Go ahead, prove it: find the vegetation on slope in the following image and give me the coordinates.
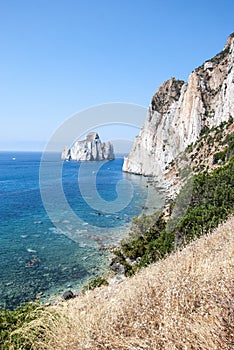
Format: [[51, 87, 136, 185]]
[[7, 215, 234, 349], [112, 156, 234, 275], [2, 155, 233, 349], [0, 302, 44, 349], [1, 120, 234, 349], [170, 116, 234, 176]]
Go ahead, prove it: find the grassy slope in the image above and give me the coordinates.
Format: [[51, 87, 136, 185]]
[[13, 215, 234, 350], [4, 122, 234, 349]]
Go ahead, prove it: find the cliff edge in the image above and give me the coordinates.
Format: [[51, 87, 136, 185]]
[[123, 33, 234, 179]]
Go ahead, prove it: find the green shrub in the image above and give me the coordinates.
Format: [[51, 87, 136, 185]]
[[207, 135, 214, 145], [0, 302, 44, 349], [215, 131, 223, 142], [175, 157, 234, 241], [213, 132, 234, 164], [223, 132, 234, 144], [186, 143, 194, 153], [200, 126, 209, 136], [82, 277, 109, 292], [213, 150, 227, 164], [113, 157, 234, 275], [128, 212, 162, 240]]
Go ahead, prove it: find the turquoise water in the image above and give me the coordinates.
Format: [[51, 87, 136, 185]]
[[0, 152, 163, 309]]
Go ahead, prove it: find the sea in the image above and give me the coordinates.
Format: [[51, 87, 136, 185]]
[[0, 152, 164, 310]]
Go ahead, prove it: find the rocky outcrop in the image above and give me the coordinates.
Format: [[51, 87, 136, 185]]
[[123, 33, 234, 179], [62, 132, 115, 161], [62, 290, 75, 300]]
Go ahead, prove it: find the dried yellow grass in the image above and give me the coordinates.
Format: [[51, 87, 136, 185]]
[[13, 216, 234, 349]]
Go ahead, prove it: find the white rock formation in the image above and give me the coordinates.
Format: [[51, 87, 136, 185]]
[[123, 34, 234, 179], [62, 132, 115, 161]]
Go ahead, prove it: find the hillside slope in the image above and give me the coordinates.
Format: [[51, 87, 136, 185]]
[[15, 216, 234, 350], [163, 116, 234, 199]]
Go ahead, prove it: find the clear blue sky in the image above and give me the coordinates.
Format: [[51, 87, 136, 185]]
[[0, 0, 233, 151]]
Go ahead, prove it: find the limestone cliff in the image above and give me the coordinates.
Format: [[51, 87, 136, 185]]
[[62, 132, 115, 161], [123, 33, 234, 180]]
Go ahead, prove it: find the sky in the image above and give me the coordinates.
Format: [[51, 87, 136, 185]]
[[0, 0, 233, 151]]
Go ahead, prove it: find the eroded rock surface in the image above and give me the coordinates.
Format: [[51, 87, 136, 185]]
[[62, 132, 115, 161], [123, 34, 234, 179]]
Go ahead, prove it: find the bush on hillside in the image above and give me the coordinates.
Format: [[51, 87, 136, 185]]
[[0, 302, 44, 349], [114, 157, 234, 274]]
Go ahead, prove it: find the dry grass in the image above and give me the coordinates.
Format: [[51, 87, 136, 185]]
[[12, 216, 234, 349]]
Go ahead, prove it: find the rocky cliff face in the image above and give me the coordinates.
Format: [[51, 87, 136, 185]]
[[123, 33, 234, 179], [62, 132, 115, 161]]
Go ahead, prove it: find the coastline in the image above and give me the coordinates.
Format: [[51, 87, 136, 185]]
[[0, 152, 164, 310]]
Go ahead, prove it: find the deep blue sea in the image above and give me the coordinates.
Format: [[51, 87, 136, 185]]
[[0, 152, 163, 309]]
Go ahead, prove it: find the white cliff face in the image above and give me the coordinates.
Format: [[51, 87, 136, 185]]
[[62, 132, 115, 161], [123, 34, 234, 178]]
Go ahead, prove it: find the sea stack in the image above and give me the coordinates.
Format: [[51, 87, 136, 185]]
[[61, 132, 115, 161]]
